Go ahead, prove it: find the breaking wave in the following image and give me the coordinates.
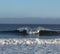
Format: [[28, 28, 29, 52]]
[[0, 27, 60, 36]]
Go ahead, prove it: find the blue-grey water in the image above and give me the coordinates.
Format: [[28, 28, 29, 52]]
[[0, 24, 60, 39]]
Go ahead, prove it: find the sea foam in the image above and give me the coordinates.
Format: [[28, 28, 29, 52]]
[[0, 38, 60, 45]]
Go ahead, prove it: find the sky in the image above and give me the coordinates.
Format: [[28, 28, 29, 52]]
[[0, 0, 60, 18]]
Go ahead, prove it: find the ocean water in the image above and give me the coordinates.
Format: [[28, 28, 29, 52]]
[[0, 24, 60, 38], [0, 24, 60, 54]]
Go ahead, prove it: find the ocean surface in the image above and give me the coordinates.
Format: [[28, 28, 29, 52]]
[[0, 24, 60, 54]]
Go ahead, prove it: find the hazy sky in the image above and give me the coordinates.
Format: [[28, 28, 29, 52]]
[[0, 0, 60, 18]]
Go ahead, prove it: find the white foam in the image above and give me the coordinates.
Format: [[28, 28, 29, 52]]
[[0, 38, 60, 45], [0, 38, 60, 54]]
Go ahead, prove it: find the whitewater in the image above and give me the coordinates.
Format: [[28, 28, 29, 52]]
[[0, 38, 60, 54]]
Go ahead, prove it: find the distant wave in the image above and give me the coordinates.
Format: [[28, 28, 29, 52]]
[[0, 27, 60, 36]]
